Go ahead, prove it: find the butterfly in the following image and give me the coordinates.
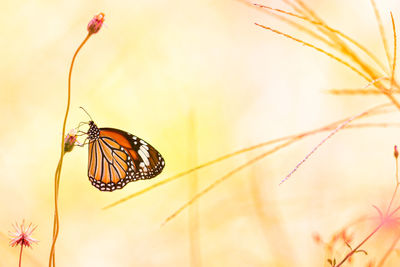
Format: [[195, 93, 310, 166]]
[[84, 120, 165, 192]]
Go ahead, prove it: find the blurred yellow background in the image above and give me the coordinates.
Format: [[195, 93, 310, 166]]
[[1, 0, 400, 266]]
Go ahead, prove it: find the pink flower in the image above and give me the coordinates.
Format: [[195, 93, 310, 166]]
[[9, 221, 38, 248], [64, 128, 81, 153], [87, 13, 105, 34]]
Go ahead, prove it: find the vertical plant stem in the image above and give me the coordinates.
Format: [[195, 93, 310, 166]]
[[249, 164, 295, 265], [386, 183, 399, 216], [396, 153, 399, 185], [188, 111, 201, 267], [386, 147, 399, 215], [19, 245, 23, 267], [51, 160, 62, 267], [49, 32, 92, 267]]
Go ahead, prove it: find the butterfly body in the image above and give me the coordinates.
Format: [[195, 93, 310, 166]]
[[87, 121, 165, 191]]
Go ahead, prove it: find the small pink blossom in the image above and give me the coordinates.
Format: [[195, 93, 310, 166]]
[[64, 128, 81, 153], [9, 221, 38, 248], [87, 13, 105, 34]]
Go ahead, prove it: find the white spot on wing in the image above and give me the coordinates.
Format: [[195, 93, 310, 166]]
[[140, 145, 150, 157], [138, 150, 150, 166]]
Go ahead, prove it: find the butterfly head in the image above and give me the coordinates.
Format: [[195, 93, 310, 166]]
[[87, 121, 100, 141]]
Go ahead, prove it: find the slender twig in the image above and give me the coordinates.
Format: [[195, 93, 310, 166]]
[[255, 22, 400, 109], [396, 148, 399, 185], [249, 165, 295, 265], [371, 0, 392, 70], [327, 89, 386, 95], [161, 120, 400, 224], [50, 160, 61, 267], [335, 152, 400, 266], [237, 0, 337, 49], [254, 23, 371, 82], [334, 222, 384, 267], [326, 77, 400, 95], [390, 12, 397, 91], [280, 103, 388, 184], [280, 0, 400, 104], [348, 123, 400, 128], [293, 0, 385, 83], [335, 204, 400, 267], [104, 103, 394, 209], [253, 3, 387, 74], [387, 180, 399, 216], [386, 146, 399, 215], [19, 245, 23, 267], [161, 138, 300, 226], [49, 33, 92, 267], [323, 216, 369, 263], [188, 111, 201, 267]]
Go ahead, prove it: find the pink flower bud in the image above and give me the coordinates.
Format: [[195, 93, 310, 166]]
[[395, 145, 399, 159], [87, 13, 105, 34], [64, 129, 79, 153]]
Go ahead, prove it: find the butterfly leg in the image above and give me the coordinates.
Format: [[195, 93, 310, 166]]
[[76, 121, 89, 130], [76, 137, 90, 147], [76, 130, 88, 137]]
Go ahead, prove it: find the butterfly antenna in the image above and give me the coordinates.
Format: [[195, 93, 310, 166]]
[[80, 106, 94, 121]]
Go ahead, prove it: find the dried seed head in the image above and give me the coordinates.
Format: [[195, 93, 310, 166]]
[[87, 13, 105, 34], [395, 145, 399, 159]]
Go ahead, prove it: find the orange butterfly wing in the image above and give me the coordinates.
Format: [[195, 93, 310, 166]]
[[87, 125, 165, 192]]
